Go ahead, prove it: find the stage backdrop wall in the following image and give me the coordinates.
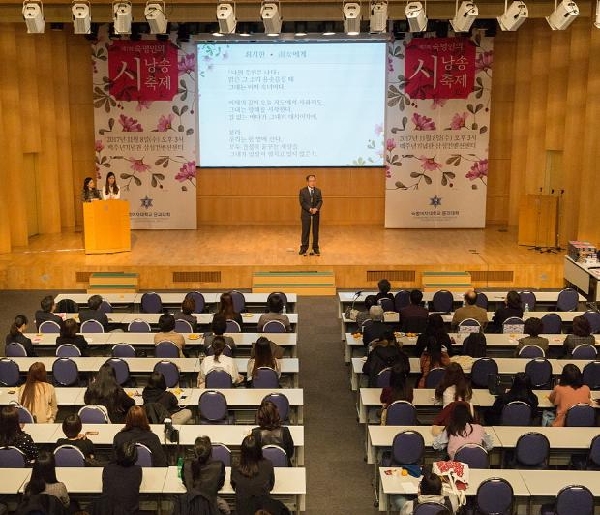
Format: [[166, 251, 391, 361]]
[[385, 35, 493, 228], [92, 30, 197, 229]]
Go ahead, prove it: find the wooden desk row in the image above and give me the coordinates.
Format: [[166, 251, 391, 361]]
[[0, 466, 306, 513]]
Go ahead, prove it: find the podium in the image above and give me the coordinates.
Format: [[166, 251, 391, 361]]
[[517, 194, 557, 247], [83, 200, 131, 254]]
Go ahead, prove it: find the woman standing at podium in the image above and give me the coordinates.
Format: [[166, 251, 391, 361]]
[[102, 172, 121, 200], [81, 177, 101, 202]]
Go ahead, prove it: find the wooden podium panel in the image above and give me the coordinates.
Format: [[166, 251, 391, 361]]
[[83, 200, 131, 254], [518, 195, 557, 247]]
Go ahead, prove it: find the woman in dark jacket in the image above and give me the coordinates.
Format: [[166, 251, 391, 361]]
[[415, 314, 454, 357], [142, 371, 192, 425], [485, 372, 539, 425], [491, 290, 523, 332], [55, 318, 89, 356], [112, 406, 167, 467], [5, 314, 37, 356], [84, 363, 134, 423], [363, 330, 410, 387], [251, 401, 294, 465]]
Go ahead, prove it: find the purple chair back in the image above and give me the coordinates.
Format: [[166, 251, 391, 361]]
[[252, 367, 279, 388], [470, 357, 498, 388], [155, 340, 180, 358], [541, 313, 562, 334], [476, 477, 513, 514], [98, 300, 113, 314], [0, 358, 20, 386], [80, 319, 104, 333], [153, 360, 180, 388], [0, 447, 26, 467], [572, 344, 597, 360], [583, 311, 600, 334], [205, 370, 233, 388], [56, 344, 81, 357], [519, 345, 545, 358], [262, 320, 286, 333], [78, 405, 109, 423], [394, 290, 411, 312], [385, 401, 417, 426], [556, 288, 579, 312], [5, 343, 27, 357], [211, 443, 231, 466], [475, 292, 489, 310], [501, 401, 532, 426], [565, 404, 596, 427], [39, 320, 61, 333], [15, 405, 35, 424], [262, 445, 288, 467], [515, 432, 549, 467], [262, 393, 290, 422], [54, 445, 86, 467], [502, 316, 525, 334], [391, 431, 425, 465], [555, 485, 594, 515], [424, 367, 446, 388], [454, 443, 489, 468], [379, 297, 395, 312], [185, 291, 205, 313], [198, 390, 229, 424], [112, 344, 136, 357], [128, 319, 151, 333], [141, 292, 163, 314], [519, 290, 537, 311], [225, 319, 241, 333], [432, 290, 454, 313], [52, 358, 79, 386], [135, 443, 153, 466], [229, 290, 246, 314], [583, 361, 600, 390], [175, 319, 194, 333], [105, 357, 130, 385], [375, 367, 392, 388], [524, 358, 553, 389], [413, 502, 450, 515]]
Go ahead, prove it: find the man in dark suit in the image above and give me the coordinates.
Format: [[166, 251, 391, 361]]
[[399, 289, 429, 333], [35, 295, 64, 330], [79, 294, 110, 331], [299, 174, 323, 256]]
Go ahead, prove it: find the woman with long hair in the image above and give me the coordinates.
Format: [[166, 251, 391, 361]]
[[418, 336, 450, 388], [84, 363, 134, 423], [56, 317, 89, 356], [18, 362, 58, 423], [181, 435, 229, 514], [251, 400, 294, 464], [247, 337, 281, 383], [197, 336, 243, 388], [173, 296, 197, 332], [415, 313, 453, 357], [24, 451, 70, 508], [142, 371, 192, 425], [0, 405, 38, 462], [215, 292, 243, 328], [257, 294, 291, 332], [432, 402, 493, 460], [112, 405, 167, 466], [363, 330, 410, 388], [485, 372, 538, 425], [549, 363, 593, 426], [435, 362, 472, 407], [102, 171, 120, 199], [5, 314, 36, 356], [230, 435, 275, 515], [380, 363, 414, 407], [81, 176, 101, 202]]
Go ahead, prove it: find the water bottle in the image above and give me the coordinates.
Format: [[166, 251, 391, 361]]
[[462, 299, 466, 307], [424, 301, 429, 311], [283, 304, 287, 314], [524, 303, 529, 315], [177, 456, 184, 478]]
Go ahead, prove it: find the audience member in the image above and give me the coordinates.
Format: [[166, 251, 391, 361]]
[[84, 363, 135, 423], [485, 372, 538, 425], [363, 330, 410, 387], [6, 314, 37, 356], [0, 405, 38, 462], [451, 290, 488, 330], [257, 294, 291, 332], [154, 313, 186, 357], [23, 451, 70, 509], [142, 371, 192, 425], [362, 305, 388, 347], [251, 401, 294, 465], [181, 435, 229, 514], [56, 317, 89, 356], [18, 362, 58, 423], [34, 295, 63, 330], [399, 289, 429, 333], [562, 315, 595, 357], [461, 332, 487, 358], [78, 294, 110, 331], [173, 296, 198, 332], [204, 313, 237, 354], [515, 317, 549, 356], [399, 465, 460, 515], [214, 291, 243, 328], [197, 336, 243, 388], [375, 279, 394, 303], [434, 362, 472, 407], [549, 363, 593, 427], [247, 337, 281, 385], [250, 335, 284, 360], [491, 290, 523, 332], [354, 295, 376, 327], [56, 414, 96, 460], [415, 314, 453, 357], [418, 337, 451, 388], [112, 405, 167, 466], [432, 402, 493, 459], [380, 363, 414, 407]]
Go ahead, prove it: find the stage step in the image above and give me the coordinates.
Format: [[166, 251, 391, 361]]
[[422, 271, 471, 292], [87, 272, 138, 294], [252, 270, 336, 296]]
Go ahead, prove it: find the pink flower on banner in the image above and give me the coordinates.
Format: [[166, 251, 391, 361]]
[[374, 123, 384, 136], [465, 159, 488, 180], [475, 51, 493, 74], [130, 158, 151, 173], [385, 165, 392, 179], [387, 56, 394, 73], [418, 156, 442, 172], [386, 138, 397, 152], [412, 112, 436, 131], [136, 100, 153, 111], [175, 162, 196, 182], [178, 53, 195, 74], [119, 114, 143, 132], [157, 113, 174, 132], [431, 98, 447, 109], [95, 140, 104, 152], [450, 112, 467, 130]]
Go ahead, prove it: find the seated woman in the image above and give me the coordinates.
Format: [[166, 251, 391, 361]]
[[181, 435, 229, 514], [415, 314, 453, 358], [251, 400, 294, 465], [197, 336, 243, 388], [230, 435, 275, 515], [173, 296, 198, 332], [56, 318, 89, 356], [81, 177, 101, 202], [399, 465, 460, 515], [380, 363, 414, 407], [5, 314, 37, 356], [562, 315, 596, 357], [418, 336, 451, 388], [484, 372, 538, 425], [433, 402, 493, 460], [0, 405, 38, 463], [203, 314, 236, 355], [154, 313, 186, 357], [247, 337, 281, 386], [363, 330, 410, 388], [23, 451, 70, 509], [515, 317, 549, 356], [56, 414, 96, 460], [214, 291, 243, 328], [112, 406, 167, 466], [18, 362, 58, 423], [491, 290, 523, 332], [549, 363, 593, 427], [434, 362, 472, 408], [142, 371, 192, 425], [257, 294, 291, 332], [84, 363, 135, 423]]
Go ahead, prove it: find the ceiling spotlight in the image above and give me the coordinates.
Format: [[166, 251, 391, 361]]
[[405, 1, 428, 32], [261, 1, 282, 35], [145, 1, 167, 34], [344, 1, 362, 35], [217, 3, 236, 34], [369, 0, 388, 33], [72, 1, 91, 34], [22, 0, 45, 34], [497, 0, 527, 31], [113, 1, 132, 35], [546, 0, 578, 30], [450, 0, 478, 32]]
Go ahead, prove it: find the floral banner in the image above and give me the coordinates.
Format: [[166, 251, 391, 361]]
[[92, 28, 197, 229], [384, 35, 493, 228]]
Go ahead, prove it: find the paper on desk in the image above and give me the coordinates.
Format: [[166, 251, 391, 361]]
[[401, 482, 417, 494]]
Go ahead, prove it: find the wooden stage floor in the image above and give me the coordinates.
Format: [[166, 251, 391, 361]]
[[0, 225, 566, 291]]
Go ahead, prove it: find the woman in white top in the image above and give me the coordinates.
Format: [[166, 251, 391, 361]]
[[434, 362, 472, 407], [197, 336, 243, 388], [103, 171, 121, 200]]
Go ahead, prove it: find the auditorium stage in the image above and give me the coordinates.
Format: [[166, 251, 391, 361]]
[[0, 225, 566, 291]]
